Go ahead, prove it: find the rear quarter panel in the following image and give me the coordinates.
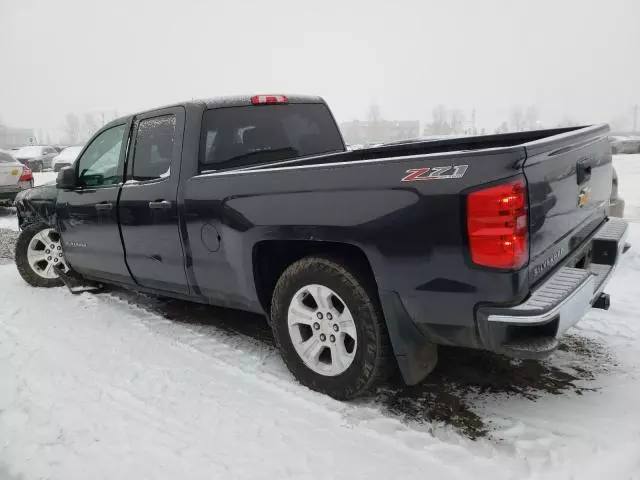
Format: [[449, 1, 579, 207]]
[[182, 147, 530, 326]]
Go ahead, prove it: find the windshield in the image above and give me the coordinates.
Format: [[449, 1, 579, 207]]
[[14, 146, 45, 157]]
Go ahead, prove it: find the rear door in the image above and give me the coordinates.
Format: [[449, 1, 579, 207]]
[[56, 122, 133, 284], [118, 107, 189, 294], [524, 125, 612, 284]]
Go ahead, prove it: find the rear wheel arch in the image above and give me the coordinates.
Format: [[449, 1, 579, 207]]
[[252, 240, 379, 314]]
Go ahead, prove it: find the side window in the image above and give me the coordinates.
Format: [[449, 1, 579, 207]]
[[129, 115, 176, 181], [77, 125, 126, 188]]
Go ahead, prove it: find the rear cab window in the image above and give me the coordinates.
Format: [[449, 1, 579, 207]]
[[199, 103, 344, 172]]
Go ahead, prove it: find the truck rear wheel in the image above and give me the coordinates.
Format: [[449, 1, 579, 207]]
[[15, 222, 67, 288], [270, 256, 392, 400]]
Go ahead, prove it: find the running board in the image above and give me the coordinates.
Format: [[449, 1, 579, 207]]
[[53, 264, 103, 294]]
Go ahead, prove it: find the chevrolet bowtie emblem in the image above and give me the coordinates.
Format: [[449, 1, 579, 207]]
[[578, 187, 591, 207]]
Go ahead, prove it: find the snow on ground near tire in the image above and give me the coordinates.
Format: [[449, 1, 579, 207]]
[[1, 158, 640, 479], [0, 269, 524, 480]]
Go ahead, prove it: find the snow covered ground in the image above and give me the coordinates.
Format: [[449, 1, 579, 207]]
[[1, 158, 640, 479]]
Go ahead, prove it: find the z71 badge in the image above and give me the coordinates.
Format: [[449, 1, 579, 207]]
[[401, 165, 469, 182]]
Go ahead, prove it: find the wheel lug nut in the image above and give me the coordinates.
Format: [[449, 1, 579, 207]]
[[326, 312, 333, 320], [333, 324, 339, 332], [57, 246, 61, 250], [47, 256, 52, 261], [330, 334, 335, 343], [50, 244, 54, 249], [45, 249, 50, 254], [320, 334, 326, 342], [316, 312, 323, 320], [313, 322, 320, 330], [54, 258, 58, 262]]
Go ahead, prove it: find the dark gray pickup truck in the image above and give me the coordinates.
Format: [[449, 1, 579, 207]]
[[13, 94, 630, 399]]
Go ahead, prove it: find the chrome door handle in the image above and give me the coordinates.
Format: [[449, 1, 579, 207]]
[[148, 200, 172, 210], [95, 202, 113, 211]]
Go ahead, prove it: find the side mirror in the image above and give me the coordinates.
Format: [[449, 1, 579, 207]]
[[56, 166, 76, 189]]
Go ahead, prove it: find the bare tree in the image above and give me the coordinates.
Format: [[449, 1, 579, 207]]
[[82, 113, 99, 141], [65, 113, 80, 145], [509, 106, 524, 132], [450, 110, 465, 134], [524, 105, 539, 130], [367, 103, 382, 123], [496, 121, 509, 134], [424, 105, 451, 135]]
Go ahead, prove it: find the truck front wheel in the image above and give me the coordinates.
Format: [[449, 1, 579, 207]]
[[15, 222, 67, 288], [270, 256, 392, 400]]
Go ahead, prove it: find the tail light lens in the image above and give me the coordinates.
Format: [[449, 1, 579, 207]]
[[19, 166, 33, 182], [467, 178, 528, 269]]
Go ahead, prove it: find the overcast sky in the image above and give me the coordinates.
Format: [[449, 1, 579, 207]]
[[1, 0, 639, 136]]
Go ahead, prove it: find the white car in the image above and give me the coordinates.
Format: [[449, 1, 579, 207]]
[[0, 150, 34, 205], [52, 145, 83, 172]]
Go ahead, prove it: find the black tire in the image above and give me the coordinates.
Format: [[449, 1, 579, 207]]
[[270, 256, 392, 400], [15, 222, 64, 288]]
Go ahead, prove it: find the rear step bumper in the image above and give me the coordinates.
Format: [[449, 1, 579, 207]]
[[477, 217, 629, 359]]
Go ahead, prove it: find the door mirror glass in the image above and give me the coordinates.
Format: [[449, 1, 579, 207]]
[[56, 166, 76, 189]]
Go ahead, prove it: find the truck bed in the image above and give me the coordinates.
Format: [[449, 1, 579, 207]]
[[231, 125, 594, 173]]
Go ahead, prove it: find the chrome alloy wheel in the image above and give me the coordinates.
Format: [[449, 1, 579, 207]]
[[26, 228, 68, 279], [287, 284, 358, 376]]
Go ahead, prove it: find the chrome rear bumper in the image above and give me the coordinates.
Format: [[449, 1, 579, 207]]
[[477, 217, 629, 358]]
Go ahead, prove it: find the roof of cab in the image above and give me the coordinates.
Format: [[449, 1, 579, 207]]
[[101, 94, 326, 130], [202, 94, 325, 109]]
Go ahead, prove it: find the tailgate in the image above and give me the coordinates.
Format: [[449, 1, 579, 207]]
[[523, 125, 611, 285]]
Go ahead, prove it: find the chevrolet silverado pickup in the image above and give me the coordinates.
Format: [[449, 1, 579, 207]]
[[13, 94, 629, 399]]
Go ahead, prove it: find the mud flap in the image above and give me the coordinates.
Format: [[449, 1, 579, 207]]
[[53, 264, 103, 294], [378, 290, 438, 385]]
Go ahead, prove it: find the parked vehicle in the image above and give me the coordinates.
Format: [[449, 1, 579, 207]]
[[12, 145, 58, 172], [52, 146, 83, 172], [0, 150, 34, 205], [609, 135, 640, 154], [13, 95, 630, 400]]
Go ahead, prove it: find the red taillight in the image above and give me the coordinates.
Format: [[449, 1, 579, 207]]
[[251, 94, 289, 105], [467, 178, 528, 269], [19, 166, 33, 182]]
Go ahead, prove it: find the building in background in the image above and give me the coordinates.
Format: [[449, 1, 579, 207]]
[[0, 124, 35, 149]]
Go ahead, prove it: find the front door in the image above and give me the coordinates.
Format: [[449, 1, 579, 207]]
[[118, 107, 189, 294], [56, 122, 133, 284]]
